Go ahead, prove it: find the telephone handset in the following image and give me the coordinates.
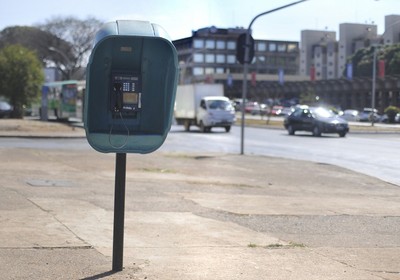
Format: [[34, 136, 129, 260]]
[[110, 72, 141, 118]]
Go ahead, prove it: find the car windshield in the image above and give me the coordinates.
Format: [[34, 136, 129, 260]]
[[0, 102, 11, 110], [207, 100, 233, 110], [311, 107, 335, 118]]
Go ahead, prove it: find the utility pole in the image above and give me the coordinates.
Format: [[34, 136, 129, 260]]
[[240, 0, 308, 155]]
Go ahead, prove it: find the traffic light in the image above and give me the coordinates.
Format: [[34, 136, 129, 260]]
[[236, 33, 255, 64]]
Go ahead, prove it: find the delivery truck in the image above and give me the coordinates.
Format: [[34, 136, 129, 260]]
[[174, 84, 236, 132]]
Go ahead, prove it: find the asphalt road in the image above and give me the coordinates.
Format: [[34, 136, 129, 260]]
[[1, 124, 399, 186], [163, 125, 400, 186]]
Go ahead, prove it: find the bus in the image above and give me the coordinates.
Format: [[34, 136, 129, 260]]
[[42, 80, 85, 120]]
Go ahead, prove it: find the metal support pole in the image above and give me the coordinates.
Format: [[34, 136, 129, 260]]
[[239, 0, 307, 155], [240, 46, 249, 155], [112, 153, 127, 271], [371, 46, 377, 127]]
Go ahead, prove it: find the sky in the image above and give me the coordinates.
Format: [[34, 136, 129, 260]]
[[0, 0, 398, 42]]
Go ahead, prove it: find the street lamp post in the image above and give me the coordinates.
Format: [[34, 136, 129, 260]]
[[369, 17, 400, 126], [240, 0, 308, 155], [371, 46, 377, 126]]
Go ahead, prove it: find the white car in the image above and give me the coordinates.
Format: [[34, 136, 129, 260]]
[[359, 108, 380, 122], [341, 109, 360, 122]]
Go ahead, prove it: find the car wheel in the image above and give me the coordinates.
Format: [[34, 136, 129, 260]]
[[312, 125, 321, 137], [225, 126, 231, 132], [199, 121, 205, 133], [339, 131, 346, 137], [287, 125, 295, 135], [184, 120, 190, 131], [200, 122, 211, 133]]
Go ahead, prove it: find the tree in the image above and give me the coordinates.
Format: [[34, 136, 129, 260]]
[[347, 44, 400, 77], [384, 106, 400, 123], [300, 90, 317, 105], [0, 26, 68, 67], [37, 16, 103, 80], [0, 45, 44, 118]]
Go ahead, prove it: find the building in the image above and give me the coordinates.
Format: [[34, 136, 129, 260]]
[[299, 30, 337, 80], [383, 14, 400, 45], [300, 15, 400, 81], [338, 23, 378, 78], [173, 17, 400, 110], [173, 26, 300, 87]]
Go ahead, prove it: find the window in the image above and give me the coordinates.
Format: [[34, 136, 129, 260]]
[[277, 44, 286, 52], [205, 54, 215, 63], [258, 42, 267, 51], [193, 39, 204, 49], [227, 41, 236, 50], [287, 43, 297, 52], [205, 39, 215, 49], [269, 43, 276, 52], [216, 67, 224, 74], [193, 53, 204, 63], [193, 67, 204, 75], [207, 99, 232, 110], [216, 54, 225, 63], [216, 40, 225, 49], [227, 55, 236, 64], [293, 109, 303, 117], [205, 67, 214, 74]]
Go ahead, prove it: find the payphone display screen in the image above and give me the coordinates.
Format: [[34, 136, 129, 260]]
[[123, 92, 138, 104]]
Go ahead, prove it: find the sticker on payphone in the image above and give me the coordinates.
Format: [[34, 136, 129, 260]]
[[110, 72, 141, 118]]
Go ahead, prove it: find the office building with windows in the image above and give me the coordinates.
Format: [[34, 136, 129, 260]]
[[173, 26, 300, 86], [299, 30, 337, 80], [300, 15, 400, 80]]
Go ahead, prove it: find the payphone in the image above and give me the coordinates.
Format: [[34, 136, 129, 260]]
[[110, 72, 141, 117], [84, 20, 179, 272], [84, 20, 179, 153]]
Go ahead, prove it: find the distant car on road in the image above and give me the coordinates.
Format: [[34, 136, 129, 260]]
[[245, 102, 269, 115], [284, 106, 349, 137], [359, 108, 380, 122], [395, 113, 400, 123], [0, 101, 13, 118], [341, 109, 360, 122], [270, 105, 283, 116], [279, 107, 295, 116]]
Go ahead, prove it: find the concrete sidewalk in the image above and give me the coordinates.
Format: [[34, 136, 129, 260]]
[[0, 119, 400, 279]]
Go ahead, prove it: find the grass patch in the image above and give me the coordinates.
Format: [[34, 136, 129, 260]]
[[138, 167, 176, 173], [265, 243, 284, 249], [288, 241, 306, 248], [247, 242, 307, 249]]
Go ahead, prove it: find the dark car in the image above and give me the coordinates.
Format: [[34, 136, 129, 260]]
[[0, 101, 13, 118], [284, 106, 349, 137]]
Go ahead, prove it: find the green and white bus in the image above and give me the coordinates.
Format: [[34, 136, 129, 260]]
[[42, 80, 85, 120]]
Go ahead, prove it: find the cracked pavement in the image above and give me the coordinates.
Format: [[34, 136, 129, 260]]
[[0, 135, 399, 279]]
